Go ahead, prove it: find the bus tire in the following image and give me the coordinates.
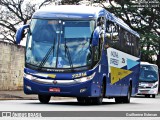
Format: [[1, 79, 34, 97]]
[[145, 95, 150, 98], [123, 85, 131, 103], [92, 97, 103, 105], [38, 95, 51, 104], [115, 97, 123, 103], [92, 83, 104, 105], [85, 98, 92, 104], [152, 95, 155, 98], [77, 97, 92, 104], [77, 97, 85, 104]]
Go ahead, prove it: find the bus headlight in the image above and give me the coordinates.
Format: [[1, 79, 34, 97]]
[[153, 84, 158, 88], [75, 72, 95, 83], [24, 73, 37, 80]]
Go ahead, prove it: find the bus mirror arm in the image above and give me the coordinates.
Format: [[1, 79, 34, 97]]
[[16, 24, 29, 44]]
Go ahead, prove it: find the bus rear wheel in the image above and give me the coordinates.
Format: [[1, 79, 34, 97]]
[[115, 97, 123, 103], [115, 85, 131, 103], [38, 95, 51, 104], [92, 97, 103, 105], [145, 95, 150, 98], [152, 95, 155, 98], [77, 97, 85, 104], [123, 85, 131, 103]]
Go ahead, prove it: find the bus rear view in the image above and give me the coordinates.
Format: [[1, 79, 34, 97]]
[[138, 62, 159, 98]]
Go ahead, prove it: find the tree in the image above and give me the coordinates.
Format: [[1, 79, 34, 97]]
[[0, 0, 54, 44], [61, 0, 81, 5]]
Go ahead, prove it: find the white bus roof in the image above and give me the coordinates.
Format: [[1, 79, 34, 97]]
[[36, 5, 103, 16], [140, 62, 158, 67]]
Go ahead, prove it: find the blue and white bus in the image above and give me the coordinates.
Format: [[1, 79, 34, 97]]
[[138, 62, 159, 98], [16, 5, 140, 104]]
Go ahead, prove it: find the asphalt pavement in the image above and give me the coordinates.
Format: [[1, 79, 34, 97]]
[[0, 91, 160, 119], [0, 90, 72, 100], [0, 90, 37, 100]]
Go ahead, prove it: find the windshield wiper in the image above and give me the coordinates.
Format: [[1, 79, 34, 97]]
[[28, 26, 32, 35], [38, 38, 55, 70], [64, 38, 73, 71]]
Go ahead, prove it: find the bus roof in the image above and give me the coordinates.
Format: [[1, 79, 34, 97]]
[[32, 5, 139, 38], [140, 62, 158, 67], [33, 5, 103, 19]]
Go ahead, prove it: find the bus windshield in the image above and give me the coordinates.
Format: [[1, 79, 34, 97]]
[[25, 19, 95, 69], [139, 65, 158, 82]]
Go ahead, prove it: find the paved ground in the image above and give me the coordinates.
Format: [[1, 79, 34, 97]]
[[0, 90, 37, 100], [0, 90, 72, 100], [0, 92, 159, 119], [0, 94, 160, 111]]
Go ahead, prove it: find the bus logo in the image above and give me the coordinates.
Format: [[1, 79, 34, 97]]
[[53, 80, 57, 84]]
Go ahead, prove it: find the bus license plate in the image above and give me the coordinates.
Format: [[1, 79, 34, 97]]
[[49, 88, 60, 92], [142, 91, 148, 94]]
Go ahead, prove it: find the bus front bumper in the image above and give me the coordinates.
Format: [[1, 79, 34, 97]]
[[137, 88, 158, 95], [23, 77, 93, 97]]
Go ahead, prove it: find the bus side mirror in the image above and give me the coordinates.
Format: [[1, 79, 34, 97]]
[[92, 27, 100, 46], [16, 24, 29, 44]]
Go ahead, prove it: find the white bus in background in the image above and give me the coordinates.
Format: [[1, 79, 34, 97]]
[[138, 62, 159, 98]]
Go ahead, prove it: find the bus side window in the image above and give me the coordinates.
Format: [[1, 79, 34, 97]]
[[119, 27, 125, 51], [135, 37, 140, 57], [112, 23, 120, 49], [93, 35, 102, 65], [124, 32, 132, 54], [105, 21, 120, 50], [97, 17, 105, 28], [105, 20, 112, 43]]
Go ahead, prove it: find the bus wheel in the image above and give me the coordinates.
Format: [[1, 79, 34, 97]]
[[123, 85, 131, 103], [77, 97, 92, 104], [152, 95, 155, 98], [115, 97, 123, 103], [85, 98, 92, 105], [92, 97, 103, 105], [77, 97, 85, 104], [92, 83, 104, 105], [145, 95, 150, 98], [38, 95, 51, 104]]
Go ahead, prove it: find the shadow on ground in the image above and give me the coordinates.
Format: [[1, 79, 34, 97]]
[[25, 99, 139, 106]]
